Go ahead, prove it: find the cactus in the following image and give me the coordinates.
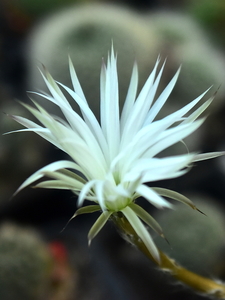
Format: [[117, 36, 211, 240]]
[[153, 195, 225, 276], [5, 0, 87, 18], [147, 11, 225, 112], [0, 99, 50, 203], [187, 0, 225, 46], [0, 223, 52, 300], [26, 6, 225, 152], [26, 4, 160, 119]]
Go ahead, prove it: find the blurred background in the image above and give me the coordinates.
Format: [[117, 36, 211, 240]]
[[1, 0, 225, 299]]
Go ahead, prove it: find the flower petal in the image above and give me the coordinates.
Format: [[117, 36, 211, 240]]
[[120, 62, 138, 130], [121, 58, 161, 146], [144, 67, 181, 124], [15, 160, 83, 195], [136, 185, 172, 209], [144, 119, 205, 158], [193, 151, 225, 162]]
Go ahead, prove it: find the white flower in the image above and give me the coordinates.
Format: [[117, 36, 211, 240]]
[[9, 47, 223, 262]]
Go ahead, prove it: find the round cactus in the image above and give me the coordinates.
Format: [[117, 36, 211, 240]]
[[153, 195, 225, 276], [147, 11, 225, 112], [0, 98, 50, 203], [0, 223, 52, 300], [4, 0, 88, 18], [187, 0, 225, 48], [26, 6, 225, 153], [26, 4, 160, 119]]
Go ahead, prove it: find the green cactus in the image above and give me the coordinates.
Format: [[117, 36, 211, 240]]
[[7, 0, 88, 18], [0, 100, 50, 203], [153, 195, 225, 276], [148, 11, 225, 112], [187, 0, 225, 44], [26, 6, 225, 153], [26, 4, 160, 119], [27, 7, 225, 115], [0, 223, 52, 300]]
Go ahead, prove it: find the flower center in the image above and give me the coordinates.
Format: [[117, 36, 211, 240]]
[[105, 196, 132, 212]]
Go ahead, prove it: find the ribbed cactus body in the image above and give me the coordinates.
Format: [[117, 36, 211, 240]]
[[26, 4, 160, 119], [148, 11, 225, 112], [153, 196, 225, 276], [26, 5, 225, 153], [0, 223, 52, 300]]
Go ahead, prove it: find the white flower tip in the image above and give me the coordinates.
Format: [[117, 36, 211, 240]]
[[88, 236, 92, 247]]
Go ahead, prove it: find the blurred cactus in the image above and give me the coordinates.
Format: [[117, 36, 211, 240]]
[[187, 0, 225, 46], [27, 6, 225, 118], [3, 0, 89, 19], [0, 223, 52, 300], [0, 94, 50, 202], [0, 223, 76, 300], [148, 11, 225, 113], [153, 195, 225, 276], [26, 4, 160, 119], [26, 6, 225, 153], [27, 6, 225, 112]]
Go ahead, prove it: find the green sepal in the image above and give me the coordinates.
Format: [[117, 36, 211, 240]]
[[129, 202, 165, 238], [74, 205, 101, 217], [60, 205, 101, 233], [152, 187, 203, 213], [88, 211, 112, 245]]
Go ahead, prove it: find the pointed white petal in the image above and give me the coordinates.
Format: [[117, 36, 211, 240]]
[[161, 88, 211, 125], [15, 160, 83, 195], [68, 56, 87, 104], [193, 151, 225, 162], [120, 62, 138, 130], [144, 67, 181, 124], [30, 92, 108, 164], [58, 82, 109, 157], [34, 180, 83, 190], [144, 119, 205, 158], [121, 58, 161, 146], [9, 114, 62, 149], [78, 180, 98, 207], [42, 170, 84, 189], [181, 98, 213, 124], [100, 59, 107, 130], [94, 180, 108, 211], [136, 184, 172, 209], [125, 154, 195, 182], [101, 50, 120, 159]]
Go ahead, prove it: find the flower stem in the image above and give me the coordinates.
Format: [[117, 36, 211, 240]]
[[112, 213, 225, 299]]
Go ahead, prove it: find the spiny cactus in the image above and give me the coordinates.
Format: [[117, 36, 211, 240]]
[[153, 195, 225, 276], [26, 4, 160, 119], [5, 0, 87, 18], [0, 99, 50, 203], [147, 11, 225, 112], [187, 0, 225, 46], [0, 223, 53, 300], [26, 5, 225, 153]]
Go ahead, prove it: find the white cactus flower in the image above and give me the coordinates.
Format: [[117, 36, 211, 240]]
[[9, 47, 223, 262]]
